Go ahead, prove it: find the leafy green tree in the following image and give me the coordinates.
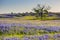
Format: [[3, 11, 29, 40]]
[[33, 4, 50, 20]]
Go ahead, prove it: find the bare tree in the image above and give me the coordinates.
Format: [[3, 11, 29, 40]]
[[33, 4, 50, 20]]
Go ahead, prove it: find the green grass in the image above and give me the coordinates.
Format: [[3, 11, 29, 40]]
[[22, 16, 36, 20], [22, 15, 59, 20], [42, 16, 57, 20], [0, 15, 59, 21], [0, 31, 60, 39]]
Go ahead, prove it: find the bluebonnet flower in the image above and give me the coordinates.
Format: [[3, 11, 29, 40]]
[[39, 36, 44, 40], [3, 37, 20, 40], [44, 26, 60, 32], [23, 37, 30, 40], [54, 34, 60, 39]]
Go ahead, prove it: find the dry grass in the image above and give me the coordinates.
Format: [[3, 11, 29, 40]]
[[0, 17, 60, 26]]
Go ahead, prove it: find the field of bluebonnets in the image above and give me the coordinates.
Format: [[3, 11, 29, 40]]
[[0, 19, 60, 40]]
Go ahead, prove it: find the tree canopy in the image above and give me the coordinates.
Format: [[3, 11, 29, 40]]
[[33, 4, 51, 20]]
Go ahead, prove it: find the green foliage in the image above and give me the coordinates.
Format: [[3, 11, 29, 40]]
[[0, 31, 3, 35]]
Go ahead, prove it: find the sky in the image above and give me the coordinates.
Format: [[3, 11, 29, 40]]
[[0, 0, 60, 14]]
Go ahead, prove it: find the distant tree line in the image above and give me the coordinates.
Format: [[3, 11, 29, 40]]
[[0, 12, 60, 18]]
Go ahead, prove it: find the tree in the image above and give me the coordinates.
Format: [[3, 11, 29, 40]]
[[33, 4, 50, 20]]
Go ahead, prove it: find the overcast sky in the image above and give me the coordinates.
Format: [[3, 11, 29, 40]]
[[0, 0, 60, 14]]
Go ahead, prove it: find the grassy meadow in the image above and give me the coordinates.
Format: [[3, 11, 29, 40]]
[[0, 15, 60, 40]]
